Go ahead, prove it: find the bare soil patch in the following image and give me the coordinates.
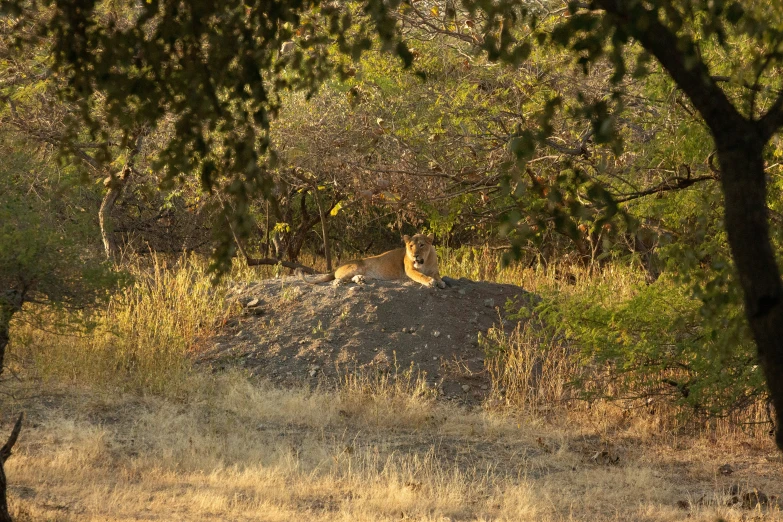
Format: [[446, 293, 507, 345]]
[[200, 276, 533, 400]]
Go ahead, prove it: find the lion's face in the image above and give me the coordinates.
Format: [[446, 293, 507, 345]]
[[403, 234, 434, 270]]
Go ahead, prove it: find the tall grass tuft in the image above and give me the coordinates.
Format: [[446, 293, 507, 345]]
[[482, 318, 583, 412], [339, 357, 437, 427], [11, 255, 235, 394]]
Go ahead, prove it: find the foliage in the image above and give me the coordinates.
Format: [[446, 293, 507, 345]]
[[1, 0, 417, 272], [533, 274, 762, 416], [0, 131, 119, 332], [4, 0, 783, 427]]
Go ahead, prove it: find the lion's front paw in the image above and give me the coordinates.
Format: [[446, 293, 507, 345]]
[[425, 279, 437, 288], [351, 274, 366, 285]]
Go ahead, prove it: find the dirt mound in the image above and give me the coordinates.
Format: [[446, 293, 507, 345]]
[[201, 276, 534, 401]]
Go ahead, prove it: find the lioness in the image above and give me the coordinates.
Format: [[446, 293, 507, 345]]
[[299, 233, 446, 288]]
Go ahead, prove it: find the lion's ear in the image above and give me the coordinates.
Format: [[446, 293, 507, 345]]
[[426, 233, 435, 243], [402, 235, 410, 243]]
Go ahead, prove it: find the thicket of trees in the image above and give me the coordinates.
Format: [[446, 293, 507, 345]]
[[3, 0, 783, 448]]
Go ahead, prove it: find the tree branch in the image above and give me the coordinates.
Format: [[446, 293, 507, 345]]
[[594, 0, 745, 138], [759, 89, 783, 141], [0, 414, 23, 465], [244, 257, 319, 274], [614, 173, 718, 203]]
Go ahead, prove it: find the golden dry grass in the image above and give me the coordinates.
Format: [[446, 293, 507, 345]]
[[4, 252, 782, 521], [10, 255, 235, 393], [3, 372, 782, 522]]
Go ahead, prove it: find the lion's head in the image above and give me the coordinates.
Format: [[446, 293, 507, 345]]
[[403, 233, 435, 270]]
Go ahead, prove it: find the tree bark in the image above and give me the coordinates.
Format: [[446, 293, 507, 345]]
[[0, 413, 23, 522], [0, 288, 24, 378], [717, 134, 783, 449], [99, 165, 130, 260], [0, 307, 11, 381], [264, 201, 270, 258], [286, 190, 321, 262]]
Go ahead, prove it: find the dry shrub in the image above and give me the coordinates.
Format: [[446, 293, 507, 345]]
[[482, 319, 583, 412], [9, 255, 235, 393]]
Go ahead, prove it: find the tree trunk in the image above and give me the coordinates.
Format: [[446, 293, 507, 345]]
[[99, 165, 130, 260], [716, 130, 783, 449], [0, 307, 10, 380], [311, 186, 332, 272], [0, 413, 23, 522], [0, 288, 24, 378], [594, 0, 783, 450], [264, 201, 270, 258], [99, 134, 143, 260]]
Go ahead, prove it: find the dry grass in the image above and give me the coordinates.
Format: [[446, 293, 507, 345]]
[[10, 255, 235, 393], [3, 372, 782, 522], [482, 319, 584, 412], [438, 246, 646, 297], [5, 250, 782, 520]]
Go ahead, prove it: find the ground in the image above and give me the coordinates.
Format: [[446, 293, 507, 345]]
[[201, 275, 533, 400], [3, 376, 783, 521], [3, 275, 783, 521]]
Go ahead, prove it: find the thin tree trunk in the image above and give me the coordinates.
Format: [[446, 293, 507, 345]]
[[311, 186, 332, 272], [99, 134, 143, 260], [264, 201, 270, 258], [0, 413, 23, 522], [99, 165, 129, 260]]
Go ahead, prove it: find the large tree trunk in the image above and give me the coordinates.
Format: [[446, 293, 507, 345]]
[[717, 131, 783, 449], [595, 0, 783, 451]]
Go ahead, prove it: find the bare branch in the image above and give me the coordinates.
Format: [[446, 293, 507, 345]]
[[759, 89, 783, 141], [0, 413, 23, 465], [614, 174, 718, 203], [244, 257, 319, 274]]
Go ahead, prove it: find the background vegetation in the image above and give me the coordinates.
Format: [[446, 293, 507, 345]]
[[2, 0, 783, 518]]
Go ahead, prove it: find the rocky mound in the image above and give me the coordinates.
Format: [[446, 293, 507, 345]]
[[200, 276, 534, 401]]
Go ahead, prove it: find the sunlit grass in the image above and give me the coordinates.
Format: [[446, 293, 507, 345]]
[[4, 250, 782, 520], [10, 255, 235, 394]]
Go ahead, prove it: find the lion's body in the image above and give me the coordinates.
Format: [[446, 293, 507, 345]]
[[300, 233, 446, 288]]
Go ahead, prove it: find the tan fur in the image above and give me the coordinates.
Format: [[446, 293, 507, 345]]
[[299, 233, 446, 288]]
